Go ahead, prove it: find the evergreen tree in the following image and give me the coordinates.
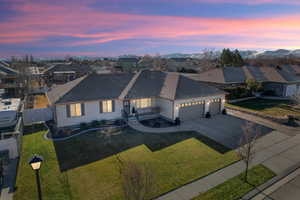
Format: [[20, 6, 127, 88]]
[[220, 48, 244, 67]]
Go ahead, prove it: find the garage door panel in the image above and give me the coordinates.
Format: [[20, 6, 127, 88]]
[[179, 104, 204, 121], [210, 101, 221, 115]]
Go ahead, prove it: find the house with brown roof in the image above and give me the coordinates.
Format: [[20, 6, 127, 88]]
[[186, 65, 300, 97], [47, 70, 226, 128]]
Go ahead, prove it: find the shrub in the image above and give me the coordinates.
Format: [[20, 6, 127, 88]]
[[205, 112, 211, 118], [99, 120, 107, 125], [175, 117, 181, 125], [114, 119, 125, 126], [91, 120, 100, 127], [222, 109, 227, 115], [79, 122, 88, 130]]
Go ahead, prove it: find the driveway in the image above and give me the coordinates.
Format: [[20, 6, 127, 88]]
[[182, 115, 273, 149]]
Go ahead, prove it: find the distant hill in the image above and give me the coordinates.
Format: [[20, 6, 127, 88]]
[[161, 49, 300, 59]]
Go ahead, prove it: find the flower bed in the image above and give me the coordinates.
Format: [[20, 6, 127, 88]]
[[46, 119, 127, 139]]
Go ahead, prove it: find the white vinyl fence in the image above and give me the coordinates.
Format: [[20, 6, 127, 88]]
[[23, 108, 53, 125]]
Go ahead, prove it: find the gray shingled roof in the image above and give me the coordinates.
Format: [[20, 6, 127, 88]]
[[191, 65, 300, 84], [276, 67, 300, 82], [44, 63, 92, 74], [223, 67, 246, 83], [175, 76, 225, 100], [48, 70, 225, 104], [0, 63, 18, 75], [247, 66, 267, 82], [48, 73, 134, 104], [125, 71, 166, 99]]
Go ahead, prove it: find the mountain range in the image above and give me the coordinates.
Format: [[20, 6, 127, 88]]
[[161, 49, 300, 59]]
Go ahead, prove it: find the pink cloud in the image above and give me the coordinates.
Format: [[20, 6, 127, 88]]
[[181, 0, 300, 5], [1, 0, 300, 50]]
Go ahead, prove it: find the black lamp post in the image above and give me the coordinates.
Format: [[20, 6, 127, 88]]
[[29, 155, 43, 200]]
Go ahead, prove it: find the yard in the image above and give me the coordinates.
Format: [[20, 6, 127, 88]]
[[33, 94, 49, 109], [193, 164, 275, 200], [14, 128, 238, 200], [226, 98, 300, 118]]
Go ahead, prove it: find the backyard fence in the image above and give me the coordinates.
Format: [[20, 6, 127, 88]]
[[22, 108, 53, 126]]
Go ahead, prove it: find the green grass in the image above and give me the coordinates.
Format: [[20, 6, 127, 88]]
[[14, 131, 72, 200], [226, 98, 300, 118], [15, 130, 238, 200], [193, 165, 276, 200]]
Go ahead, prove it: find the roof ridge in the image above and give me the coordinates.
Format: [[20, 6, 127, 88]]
[[159, 72, 179, 100], [119, 71, 142, 100], [242, 66, 254, 80], [0, 63, 19, 74], [48, 74, 88, 104]]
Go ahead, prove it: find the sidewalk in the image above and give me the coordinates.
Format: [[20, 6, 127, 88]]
[[155, 131, 300, 200]]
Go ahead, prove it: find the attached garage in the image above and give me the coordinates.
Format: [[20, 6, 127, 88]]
[[178, 101, 205, 121], [209, 98, 221, 115]]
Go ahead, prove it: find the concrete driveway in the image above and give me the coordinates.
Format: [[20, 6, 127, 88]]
[[182, 115, 273, 149]]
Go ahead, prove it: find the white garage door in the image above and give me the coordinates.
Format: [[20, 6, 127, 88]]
[[178, 101, 205, 121]]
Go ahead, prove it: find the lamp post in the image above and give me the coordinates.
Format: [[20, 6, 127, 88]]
[[29, 155, 43, 200]]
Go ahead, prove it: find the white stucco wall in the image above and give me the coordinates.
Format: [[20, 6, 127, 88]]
[[173, 95, 225, 119], [155, 98, 174, 120], [55, 100, 123, 127], [285, 84, 300, 97]]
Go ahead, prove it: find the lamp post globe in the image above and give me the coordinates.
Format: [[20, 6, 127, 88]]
[[29, 155, 43, 171]]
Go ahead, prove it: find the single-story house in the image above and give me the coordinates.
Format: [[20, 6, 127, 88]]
[[47, 70, 226, 128], [43, 63, 92, 86], [186, 65, 300, 97]]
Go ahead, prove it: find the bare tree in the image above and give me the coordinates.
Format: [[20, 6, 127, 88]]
[[117, 156, 156, 200], [238, 122, 260, 182]]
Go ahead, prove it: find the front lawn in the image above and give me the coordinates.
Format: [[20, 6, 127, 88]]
[[226, 98, 300, 118], [15, 128, 238, 200], [193, 164, 276, 200]]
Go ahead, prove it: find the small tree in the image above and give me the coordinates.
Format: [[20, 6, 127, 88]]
[[238, 122, 260, 182], [246, 79, 262, 93], [117, 157, 156, 200]]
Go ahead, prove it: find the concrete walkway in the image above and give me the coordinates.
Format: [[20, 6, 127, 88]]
[[154, 131, 300, 200], [227, 109, 300, 136]]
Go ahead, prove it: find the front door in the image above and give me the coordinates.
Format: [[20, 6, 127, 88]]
[[123, 100, 130, 115]]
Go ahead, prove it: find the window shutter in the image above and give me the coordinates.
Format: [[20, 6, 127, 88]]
[[99, 101, 103, 113], [66, 104, 71, 118], [81, 103, 85, 116], [112, 100, 115, 112]]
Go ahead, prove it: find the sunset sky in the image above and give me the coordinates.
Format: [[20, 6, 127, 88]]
[[1, 0, 300, 58]]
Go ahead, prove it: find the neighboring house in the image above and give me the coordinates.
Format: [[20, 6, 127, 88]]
[[43, 63, 92, 86], [0, 98, 21, 130], [0, 63, 20, 97], [47, 70, 226, 128], [186, 65, 300, 97], [117, 57, 140, 72]]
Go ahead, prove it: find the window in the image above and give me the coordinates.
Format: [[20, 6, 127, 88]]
[[101, 100, 113, 113], [69, 103, 82, 117], [132, 98, 151, 108]]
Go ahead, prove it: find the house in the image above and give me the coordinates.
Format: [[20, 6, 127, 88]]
[[47, 70, 226, 128], [0, 98, 21, 129], [117, 57, 140, 72], [186, 65, 300, 97], [0, 63, 21, 97], [43, 63, 92, 86]]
